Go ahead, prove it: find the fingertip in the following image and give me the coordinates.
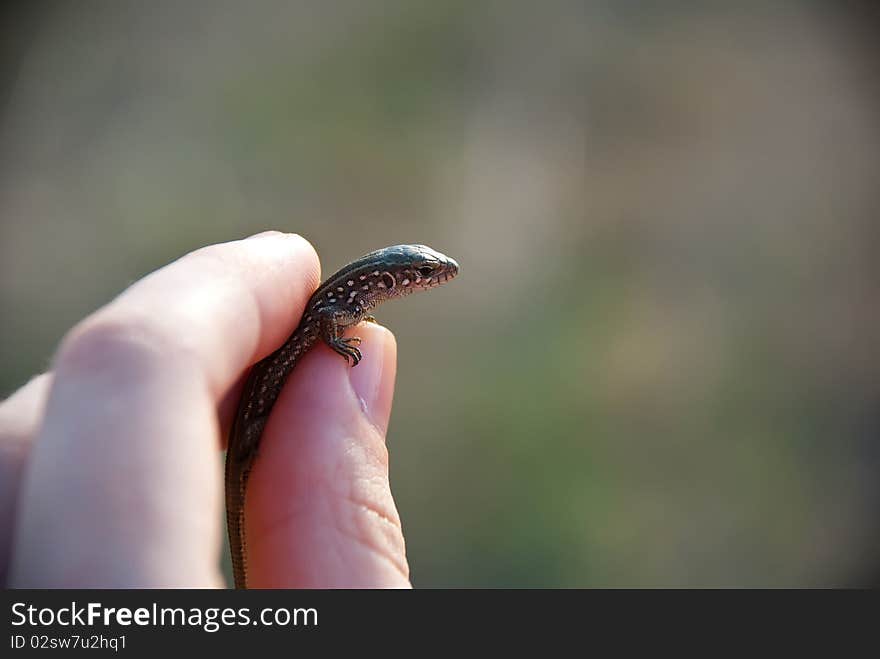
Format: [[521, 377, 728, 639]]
[[347, 323, 397, 436], [233, 231, 321, 294], [247, 322, 408, 587], [244, 230, 285, 240]]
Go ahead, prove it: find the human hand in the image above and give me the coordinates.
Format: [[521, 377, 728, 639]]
[[1, 232, 410, 588]]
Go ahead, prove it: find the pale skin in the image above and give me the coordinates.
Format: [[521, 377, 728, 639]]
[[0, 231, 411, 588]]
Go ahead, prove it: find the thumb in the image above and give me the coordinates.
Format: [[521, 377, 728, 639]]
[[245, 322, 410, 588]]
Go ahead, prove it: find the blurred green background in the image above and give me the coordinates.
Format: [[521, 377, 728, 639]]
[[2, 1, 878, 587]]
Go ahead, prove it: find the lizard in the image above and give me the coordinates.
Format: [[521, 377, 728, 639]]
[[225, 244, 459, 588]]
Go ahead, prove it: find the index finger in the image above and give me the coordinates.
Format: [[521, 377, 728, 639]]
[[10, 231, 320, 587], [93, 230, 321, 399]]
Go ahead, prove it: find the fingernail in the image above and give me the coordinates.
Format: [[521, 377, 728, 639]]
[[245, 230, 284, 240], [348, 325, 397, 435]]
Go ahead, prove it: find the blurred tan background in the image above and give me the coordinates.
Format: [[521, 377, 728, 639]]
[[2, 1, 879, 587]]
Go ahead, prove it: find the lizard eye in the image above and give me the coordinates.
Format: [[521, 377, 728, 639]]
[[418, 265, 434, 277]]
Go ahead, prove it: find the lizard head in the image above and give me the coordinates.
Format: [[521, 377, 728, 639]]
[[376, 244, 459, 296]]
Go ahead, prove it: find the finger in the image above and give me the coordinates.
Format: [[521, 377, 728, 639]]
[[0, 374, 52, 586], [101, 230, 321, 403], [10, 232, 320, 587], [247, 322, 410, 588]]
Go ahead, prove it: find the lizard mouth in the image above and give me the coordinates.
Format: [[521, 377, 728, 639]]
[[407, 255, 458, 291], [427, 270, 455, 287], [435, 257, 459, 285]]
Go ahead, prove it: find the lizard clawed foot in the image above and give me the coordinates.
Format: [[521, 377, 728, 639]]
[[330, 336, 362, 366]]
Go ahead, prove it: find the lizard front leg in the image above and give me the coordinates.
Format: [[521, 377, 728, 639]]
[[319, 311, 363, 366]]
